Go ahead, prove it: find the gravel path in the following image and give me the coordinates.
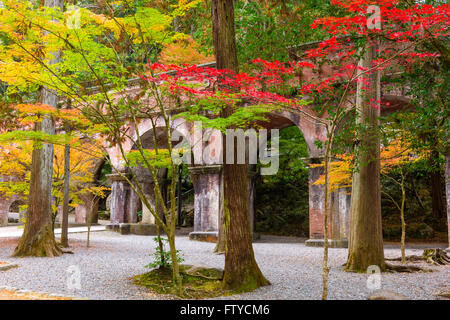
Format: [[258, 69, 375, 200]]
[[0, 231, 448, 300]]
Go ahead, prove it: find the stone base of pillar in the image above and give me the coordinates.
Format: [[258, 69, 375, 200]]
[[106, 223, 158, 236], [54, 222, 99, 228], [189, 231, 261, 243], [305, 238, 348, 248]]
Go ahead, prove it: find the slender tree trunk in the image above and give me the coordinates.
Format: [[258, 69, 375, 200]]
[[211, 0, 269, 291], [60, 140, 70, 247], [400, 174, 406, 264], [322, 140, 331, 299], [86, 196, 98, 248], [345, 41, 385, 272], [13, 0, 64, 257], [168, 232, 182, 295]]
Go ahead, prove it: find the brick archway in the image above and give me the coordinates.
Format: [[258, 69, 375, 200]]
[[0, 193, 25, 226]]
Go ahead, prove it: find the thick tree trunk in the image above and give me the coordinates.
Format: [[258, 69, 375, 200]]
[[13, 115, 61, 257], [345, 41, 385, 272], [13, 0, 63, 257], [429, 149, 445, 219], [211, 0, 269, 291]]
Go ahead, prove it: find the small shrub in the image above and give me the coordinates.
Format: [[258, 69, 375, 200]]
[[145, 236, 184, 270]]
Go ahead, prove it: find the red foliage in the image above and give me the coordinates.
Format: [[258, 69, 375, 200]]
[[138, 1, 447, 117], [141, 60, 305, 108]]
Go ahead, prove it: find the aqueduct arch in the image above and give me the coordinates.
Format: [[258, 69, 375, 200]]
[[0, 40, 416, 246], [102, 102, 355, 246], [102, 77, 413, 247], [0, 192, 25, 226]]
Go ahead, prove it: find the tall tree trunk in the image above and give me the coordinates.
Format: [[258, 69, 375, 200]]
[[345, 41, 385, 272], [211, 0, 269, 291], [429, 149, 444, 219], [60, 141, 70, 248], [13, 0, 64, 257]]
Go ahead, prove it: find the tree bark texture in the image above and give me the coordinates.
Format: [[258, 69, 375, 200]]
[[345, 41, 385, 272], [211, 0, 269, 291], [13, 0, 64, 257]]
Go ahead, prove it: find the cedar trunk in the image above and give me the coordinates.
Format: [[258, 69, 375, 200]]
[[13, 0, 63, 257], [345, 41, 385, 272], [211, 0, 269, 290], [13, 116, 61, 257]]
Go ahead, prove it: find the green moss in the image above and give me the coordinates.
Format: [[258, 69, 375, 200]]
[[133, 267, 235, 299]]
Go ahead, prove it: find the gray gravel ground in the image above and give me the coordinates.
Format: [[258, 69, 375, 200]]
[[0, 231, 448, 300]]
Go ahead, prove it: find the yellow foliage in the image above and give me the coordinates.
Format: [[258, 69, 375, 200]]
[[159, 36, 214, 66], [0, 138, 107, 208], [311, 154, 353, 192], [313, 138, 421, 191]]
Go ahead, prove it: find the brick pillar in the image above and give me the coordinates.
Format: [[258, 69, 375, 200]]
[[189, 165, 222, 241], [307, 164, 326, 239], [305, 160, 350, 248], [127, 186, 141, 224], [139, 169, 167, 225], [141, 180, 157, 225], [75, 192, 99, 224], [107, 173, 129, 224], [0, 197, 8, 226], [330, 186, 351, 243]]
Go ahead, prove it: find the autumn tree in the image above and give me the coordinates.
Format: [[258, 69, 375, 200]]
[[0, 130, 107, 231], [380, 138, 420, 263], [309, 0, 449, 272], [0, 0, 215, 293], [210, 0, 270, 292], [314, 136, 421, 265], [10, 0, 65, 257]]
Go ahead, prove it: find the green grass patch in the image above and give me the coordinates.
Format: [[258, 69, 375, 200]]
[[133, 266, 234, 299]]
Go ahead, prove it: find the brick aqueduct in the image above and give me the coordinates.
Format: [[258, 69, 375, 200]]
[[0, 41, 412, 247]]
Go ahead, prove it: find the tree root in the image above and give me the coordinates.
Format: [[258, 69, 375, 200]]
[[386, 248, 450, 266], [385, 263, 429, 273], [423, 249, 450, 265], [385, 255, 423, 262]]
